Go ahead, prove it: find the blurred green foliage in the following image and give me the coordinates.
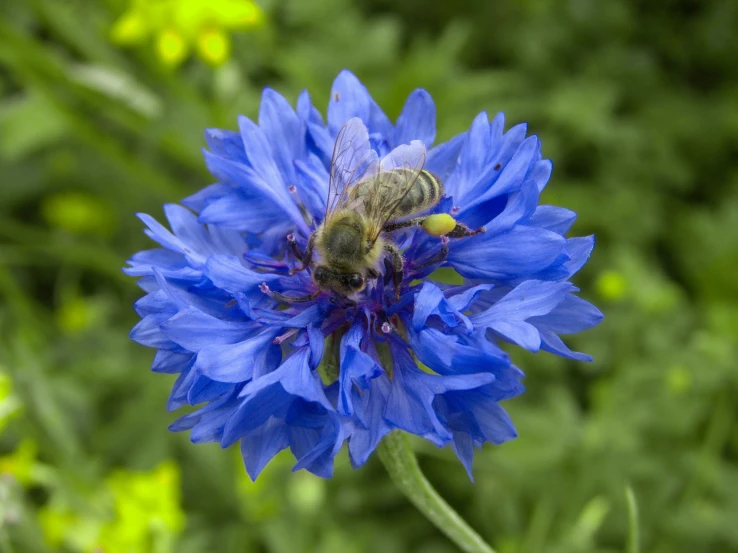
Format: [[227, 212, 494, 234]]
[[1, 0, 737, 552]]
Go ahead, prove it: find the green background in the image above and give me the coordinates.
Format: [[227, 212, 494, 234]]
[[1, 0, 737, 552]]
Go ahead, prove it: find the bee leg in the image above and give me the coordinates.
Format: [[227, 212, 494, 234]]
[[384, 217, 485, 239], [366, 268, 379, 279], [446, 222, 485, 238], [383, 242, 404, 301], [289, 233, 315, 275], [382, 218, 424, 233], [271, 290, 320, 304]]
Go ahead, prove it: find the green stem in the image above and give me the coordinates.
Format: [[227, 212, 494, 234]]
[[377, 432, 497, 553], [625, 486, 640, 553]]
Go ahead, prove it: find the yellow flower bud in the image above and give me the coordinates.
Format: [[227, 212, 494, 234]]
[[157, 29, 188, 66], [110, 11, 148, 45], [197, 28, 231, 66]]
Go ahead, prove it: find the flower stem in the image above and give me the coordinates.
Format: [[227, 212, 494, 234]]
[[377, 432, 497, 553]]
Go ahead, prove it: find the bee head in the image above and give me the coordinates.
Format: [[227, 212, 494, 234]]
[[313, 265, 332, 288], [344, 273, 365, 293], [313, 266, 365, 294]]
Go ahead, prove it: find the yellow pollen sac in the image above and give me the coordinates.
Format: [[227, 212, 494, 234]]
[[422, 213, 457, 237]]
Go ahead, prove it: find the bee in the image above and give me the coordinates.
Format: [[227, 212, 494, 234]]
[[286, 118, 483, 301]]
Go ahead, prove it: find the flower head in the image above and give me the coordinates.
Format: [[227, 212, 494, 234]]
[[126, 70, 603, 479]]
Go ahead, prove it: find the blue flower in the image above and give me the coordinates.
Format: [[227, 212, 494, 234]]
[[126, 70, 602, 480]]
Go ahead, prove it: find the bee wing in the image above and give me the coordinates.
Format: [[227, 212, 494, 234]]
[[325, 118, 379, 223], [365, 140, 427, 244]]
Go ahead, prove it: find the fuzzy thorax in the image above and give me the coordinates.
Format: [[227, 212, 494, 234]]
[[316, 210, 385, 274]]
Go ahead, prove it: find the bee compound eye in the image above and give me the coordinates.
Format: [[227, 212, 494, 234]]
[[313, 266, 329, 284], [348, 273, 364, 291]]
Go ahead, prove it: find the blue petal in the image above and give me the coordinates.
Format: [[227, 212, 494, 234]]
[[529, 205, 577, 235], [529, 159, 552, 192], [187, 376, 233, 405], [201, 150, 304, 232], [172, 390, 240, 443], [222, 349, 330, 446], [130, 313, 179, 350], [412, 282, 470, 332], [539, 330, 594, 362], [259, 88, 305, 184], [443, 386, 519, 445], [297, 90, 324, 125], [307, 324, 324, 369], [479, 180, 540, 234], [490, 121, 528, 172], [290, 413, 344, 478], [137, 213, 184, 252], [163, 204, 212, 261], [562, 236, 596, 278], [152, 350, 192, 374], [395, 89, 436, 148], [472, 280, 574, 324], [462, 135, 540, 215], [181, 183, 230, 213], [450, 432, 476, 479], [448, 226, 566, 280], [204, 254, 281, 295], [408, 326, 512, 379], [124, 249, 200, 281], [305, 121, 335, 167], [294, 153, 329, 219], [471, 280, 574, 351], [240, 417, 291, 481], [338, 321, 382, 416], [247, 349, 330, 406], [328, 70, 373, 135], [204, 128, 246, 163], [447, 284, 495, 312], [347, 376, 394, 468], [160, 307, 257, 351], [470, 393, 518, 444], [447, 112, 490, 199], [384, 339, 495, 446], [529, 294, 603, 334], [194, 329, 281, 383], [167, 366, 199, 410], [207, 225, 247, 257], [426, 132, 465, 182]]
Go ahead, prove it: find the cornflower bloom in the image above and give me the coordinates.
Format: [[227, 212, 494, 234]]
[[127, 70, 602, 479]]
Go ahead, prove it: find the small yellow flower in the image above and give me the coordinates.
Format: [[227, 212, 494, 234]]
[[157, 28, 189, 67], [111, 0, 264, 67], [39, 461, 185, 553], [97, 460, 185, 551], [197, 28, 231, 66]]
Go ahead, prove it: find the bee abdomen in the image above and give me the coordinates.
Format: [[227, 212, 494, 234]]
[[393, 170, 443, 219]]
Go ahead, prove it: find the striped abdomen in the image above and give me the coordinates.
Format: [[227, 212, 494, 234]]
[[390, 170, 443, 219]]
